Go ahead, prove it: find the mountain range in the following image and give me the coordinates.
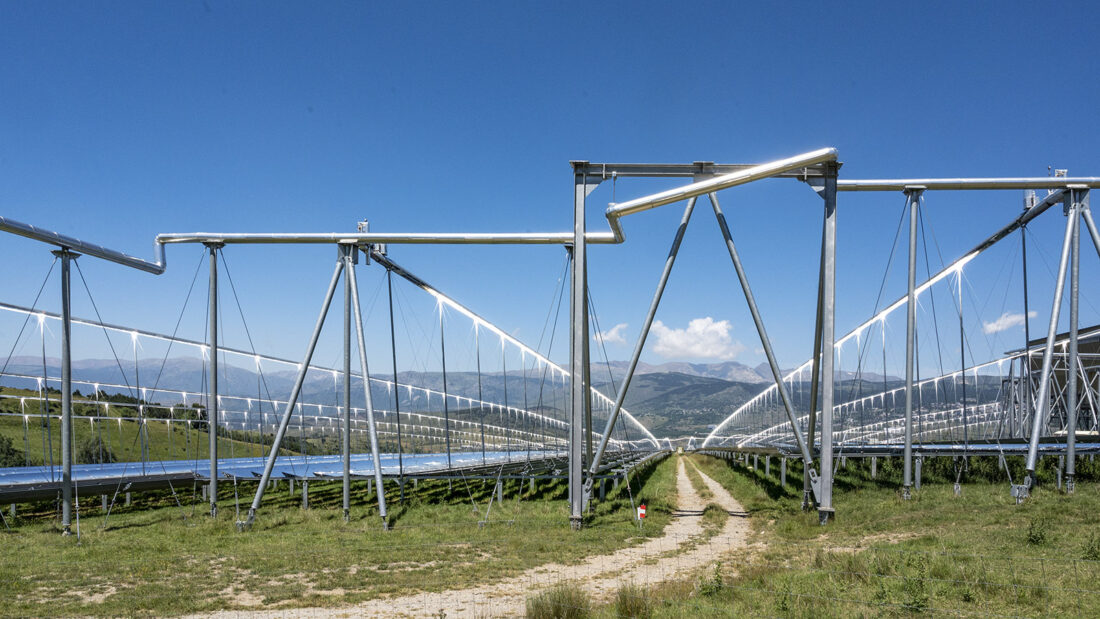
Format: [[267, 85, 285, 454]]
[[1, 356, 902, 438]]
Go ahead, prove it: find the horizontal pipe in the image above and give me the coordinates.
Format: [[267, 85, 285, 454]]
[[0, 216, 166, 274], [157, 231, 620, 245], [838, 178, 1100, 191]]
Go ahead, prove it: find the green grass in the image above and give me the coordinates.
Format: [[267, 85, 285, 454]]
[[0, 454, 674, 617], [618, 453, 1100, 617]]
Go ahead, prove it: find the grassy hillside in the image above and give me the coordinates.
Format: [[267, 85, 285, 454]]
[[0, 387, 293, 467]]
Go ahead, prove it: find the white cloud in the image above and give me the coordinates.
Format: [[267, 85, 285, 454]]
[[594, 322, 629, 345], [983, 311, 1037, 334], [651, 317, 744, 360]]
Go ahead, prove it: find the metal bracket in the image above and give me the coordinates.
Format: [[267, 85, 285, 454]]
[[1010, 483, 1029, 504], [806, 466, 822, 502]]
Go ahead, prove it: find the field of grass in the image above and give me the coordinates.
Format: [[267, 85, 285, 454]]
[[582, 453, 1100, 617], [0, 454, 674, 616]]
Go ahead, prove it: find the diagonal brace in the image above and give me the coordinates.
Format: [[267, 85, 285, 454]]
[[584, 197, 698, 497], [709, 192, 821, 502]]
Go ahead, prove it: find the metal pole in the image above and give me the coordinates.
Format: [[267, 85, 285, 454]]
[[1021, 193, 1034, 438], [819, 162, 839, 524], [341, 245, 353, 522], [476, 327, 486, 465], [347, 250, 388, 527], [387, 268, 404, 476], [585, 198, 697, 486], [903, 188, 922, 499], [239, 259, 344, 529], [1066, 190, 1086, 493], [1079, 202, 1100, 263], [54, 249, 75, 536], [805, 220, 826, 510], [569, 172, 590, 530], [206, 242, 221, 518], [959, 272, 968, 447], [1025, 200, 1077, 483], [440, 307, 453, 469], [709, 193, 818, 487]]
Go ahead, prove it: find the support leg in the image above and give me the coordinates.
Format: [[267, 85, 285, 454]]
[[710, 193, 819, 496], [239, 260, 344, 530], [1066, 190, 1087, 493], [819, 163, 839, 524], [569, 170, 595, 529], [206, 242, 222, 519], [341, 245, 353, 522], [55, 249, 76, 536], [348, 247, 389, 528], [1025, 200, 1078, 484], [586, 198, 697, 489], [903, 188, 923, 500]]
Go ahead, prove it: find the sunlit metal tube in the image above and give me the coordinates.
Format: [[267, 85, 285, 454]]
[[606, 148, 838, 219], [156, 231, 621, 245], [839, 178, 1100, 191], [0, 215, 166, 274]]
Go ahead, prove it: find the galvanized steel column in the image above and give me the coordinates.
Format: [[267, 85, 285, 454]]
[[903, 188, 923, 499], [54, 249, 75, 535], [341, 244, 354, 521], [1025, 198, 1077, 483], [819, 162, 839, 524], [206, 242, 222, 518], [569, 167, 592, 529], [1066, 189, 1087, 492]]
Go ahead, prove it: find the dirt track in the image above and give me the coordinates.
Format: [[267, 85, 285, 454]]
[[193, 456, 748, 618]]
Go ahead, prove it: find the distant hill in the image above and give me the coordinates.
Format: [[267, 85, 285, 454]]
[[600, 360, 769, 384], [593, 371, 767, 437]]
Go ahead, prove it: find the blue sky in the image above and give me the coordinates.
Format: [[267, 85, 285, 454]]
[[2, 1, 1098, 380]]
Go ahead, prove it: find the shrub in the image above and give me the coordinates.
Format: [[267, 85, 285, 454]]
[[1025, 517, 1048, 546], [0, 435, 24, 467], [614, 582, 651, 619], [695, 563, 724, 597], [76, 435, 116, 465], [526, 583, 591, 619], [1083, 532, 1100, 560]]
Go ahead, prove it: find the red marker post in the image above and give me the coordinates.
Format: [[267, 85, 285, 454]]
[[637, 504, 646, 520]]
